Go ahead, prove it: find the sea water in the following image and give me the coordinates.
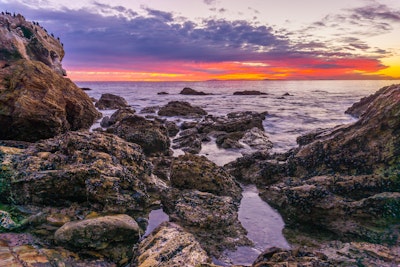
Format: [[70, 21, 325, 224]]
[[77, 79, 396, 264]]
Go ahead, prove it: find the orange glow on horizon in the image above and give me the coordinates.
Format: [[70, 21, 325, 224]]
[[66, 58, 399, 82]]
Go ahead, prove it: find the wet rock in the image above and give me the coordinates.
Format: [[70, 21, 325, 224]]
[[9, 131, 163, 214], [252, 247, 330, 267], [0, 60, 101, 142], [180, 87, 210, 95], [172, 128, 203, 154], [165, 120, 180, 137], [100, 108, 136, 128], [157, 91, 169, 95], [158, 101, 207, 117], [140, 106, 158, 114], [240, 127, 273, 151], [198, 111, 266, 134], [262, 175, 400, 243], [134, 222, 210, 267], [233, 90, 267, 95], [95, 93, 129, 110], [106, 115, 171, 156], [170, 154, 242, 201], [215, 131, 245, 149], [161, 189, 251, 257], [55, 214, 140, 250], [80, 87, 92, 91]]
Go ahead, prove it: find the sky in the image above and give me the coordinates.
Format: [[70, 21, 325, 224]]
[[1, 0, 400, 81]]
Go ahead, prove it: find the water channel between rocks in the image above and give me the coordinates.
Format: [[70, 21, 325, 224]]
[[146, 141, 290, 265]]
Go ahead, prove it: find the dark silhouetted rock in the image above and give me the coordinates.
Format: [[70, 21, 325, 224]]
[[157, 91, 169, 95], [233, 90, 267, 95], [95, 93, 129, 110], [158, 101, 207, 117], [180, 87, 210, 95]]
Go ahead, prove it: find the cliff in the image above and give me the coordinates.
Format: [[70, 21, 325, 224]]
[[0, 12, 100, 141], [0, 12, 65, 75]]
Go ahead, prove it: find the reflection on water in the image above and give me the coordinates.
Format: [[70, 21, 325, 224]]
[[144, 209, 169, 237], [224, 184, 290, 266]]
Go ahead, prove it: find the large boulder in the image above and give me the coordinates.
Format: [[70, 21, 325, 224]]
[[95, 93, 129, 110], [158, 101, 207, 117], [8, 131, 164, 213], [170, 154, 242, 201], [134, 222, 210, 267], [55, 214, 140, 250], [161, 189, 251, 257], [0, 13, 65, 75], [106, 115, 171, 156], [0, 60, 100, 142]]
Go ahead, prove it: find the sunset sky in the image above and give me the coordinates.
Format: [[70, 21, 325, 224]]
[[1, 0, 400, 81]]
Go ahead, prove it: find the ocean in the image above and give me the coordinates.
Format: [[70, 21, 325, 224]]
[[78, 80, 395, 157], [77, 79, 397, 265]]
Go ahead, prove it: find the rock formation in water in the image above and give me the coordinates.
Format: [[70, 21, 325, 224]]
[[95, 93, 129, 110], [158, 101, 207, 117], [180, 87, 210, 95], [0, 13, 100, 142]]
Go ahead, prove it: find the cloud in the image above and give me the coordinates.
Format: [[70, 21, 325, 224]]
[[0, 1, 394, 80], [203, 0, 216, 5], [304, 2, 400, 37]]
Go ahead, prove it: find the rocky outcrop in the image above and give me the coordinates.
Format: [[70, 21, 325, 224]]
[[0, 13, 65, 75], [233, 90, 267, 95], [170, 154, 242, 201], [95, 93, 129, 110], [134, 222, 210, 267], [8, 131, 164, 213], [106, 115, 171, 156], [0, 60, 101, 142], [229, 84, 400, 247], [0, 13, 100, 142], [158, 101, 207, 117], [180, 87, 210, 95]]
